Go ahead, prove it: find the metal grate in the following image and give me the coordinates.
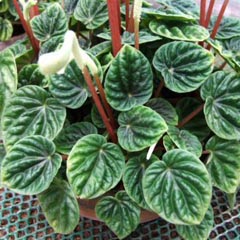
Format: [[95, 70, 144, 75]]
[[0, 187, 239, 239]]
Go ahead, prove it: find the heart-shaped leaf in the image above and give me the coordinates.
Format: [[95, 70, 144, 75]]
[[167, 126, 202, 157], [96, 191, 140, 239], [2, 85, 66, 150], [153, 41, 214, 93], [31, 3, 68, 42], [201, 71, 240, 140], [117, 106, 168, 152], [38, 178, 79, 234], [149, 21, 209, 41], [67, 134, 125, 199], [74, 0, 108, 30], [176, 206, 214, 240], [54, 122, 97, 155], [1, 136, 62, 195], [176, 97, 210, 141], [105, 44, 153, 111], [205, 136, 240, 193], [146, 98, 178, 126], [0, 49, 17, 117], [0, 17, 13, 41], [123, 153, 159, 210], [0, 143, 6, 186], [143, 149, 212, 225]]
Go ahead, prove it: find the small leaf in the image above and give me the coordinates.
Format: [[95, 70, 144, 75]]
[[226, 191, 237, 210], [143, 149, 212, 225], [38, 178, 79, 234], [146, 98, 178, 126], [30, 3, 68, 42], [176, 206, 214, 240], [163, 135, 176, 151], [201, 71, 240, 140], [0, 17, 13, 41], [0, 0, 8, 13], [74, 0, 108, 30], [1, 136, 62, 195], [96, 191, 140, 239], [105, 45, 153, 111], [205, 136, 240, 193], [63, 0, 79, 16], [149, 21, 209, 41], [89, 41, 112, 57], [54, 122, 97, 155], [2, 86, 66, 150], [0, 143, 6, 186], [167, 126, 202, 157], [117, 106, 168, 152], [67, 134, 125, 199], [153, 41, 214, 93], [123, 153, 159, 210]]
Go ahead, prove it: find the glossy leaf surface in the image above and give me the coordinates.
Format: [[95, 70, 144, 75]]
[[74, 0, 108, 29], [67, 134, 125, 198], [153, 41, 214, 93], [105, 45, 153, 111], [96, 191, 140, 239], [123, 153, 159, 210], [2, 86, 66, 150], [38, 178, 79, 234], [176, 207, 214, 240], [31, 3, 68, 42], [206, 136, 240, 193], [117, 106, 168, 152], [143, 149, 212, 225], [201, 71, 240, 140], [0, 17, 13, 41], [1, 136, 62, 195], [54, 122, 97, 155]]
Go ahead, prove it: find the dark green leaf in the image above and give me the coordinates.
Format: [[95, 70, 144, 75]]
[[91, 105, 105, 129], [117, 106, 168, 152], [54, 122, 97, 155], [39, 35, 64, 55], [0, 143, 6, 186], [1, 136, 62, 195], [67, 134, 125, 198], [0, 17, 13, 41], [2, 85, 66, 150], [64, 0, 79, 16], [153, 41, 214, 93], [143, 149, 212, 224], [38, 178, 79, 234], [105, 44, 153, 111], [163, 135, 176, 151], [205, 136, 240, 193], [96, 191, 140, 239], [89, 41, 112, 57], [0, 0, 8, 13]]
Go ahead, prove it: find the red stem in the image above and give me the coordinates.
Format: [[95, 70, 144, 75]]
[[29, 5, 40, 19], [220, 61, 227, 70], [83, 67, 118, 143], [204, 0, 215, 28], [134, 21, 140, 50], [127, 5, 134, 32], [107, 0, 122, 56], [154, 80, 164, 98], [200, 0, 206, 26], [125, 0, 130, 29], [178, 104, 204, 128], [202, 150, 210, 155], [13, 0, 39, 55]]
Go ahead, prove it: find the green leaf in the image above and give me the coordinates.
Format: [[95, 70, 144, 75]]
[[2, 85, 66, 150], [105, 44, 153, 111], [209, 16, 240, 40], [0, 49, 17, 117], [64, 0, 79, 16], [226, 191, 237, 210], [176, 97, 210, 141], [163, 135, 176, 151], [89, 41, 112, 57], [153, 41, 214, 93], [146, 98, 178, 126], [205, 136, 240, 194], [0, 0, 8, 13], [91, 105, 105, 129], [167, 126, 202, 157], [48, 60, 89, 109], [176, 206, 214, 240], [95, 191, 140, 239], [0, 143, 6, 186], [38, 178, 79, 234], [67, 134, 125, 199], [40, 35, 64, 55], [201, 71, 240, 140], [118, 106, 168, 152], [123, 153, 159, 210], [143, 149, 212, 225], [30, 3, 68, 42], [54, 122, 97, 155], [149, 21, 209, 41], [0, 17, 13, 41], [1, 136, 62, 195], [74, 0, 108, 30]]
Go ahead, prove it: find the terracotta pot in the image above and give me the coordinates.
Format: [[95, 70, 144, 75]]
[[78, 198, 159, 223]]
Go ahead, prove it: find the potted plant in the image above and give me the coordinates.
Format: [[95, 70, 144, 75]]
[[0, 0, 240, 239]]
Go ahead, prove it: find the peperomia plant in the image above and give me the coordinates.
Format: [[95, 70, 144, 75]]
[[0, 0, 240, 239]]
